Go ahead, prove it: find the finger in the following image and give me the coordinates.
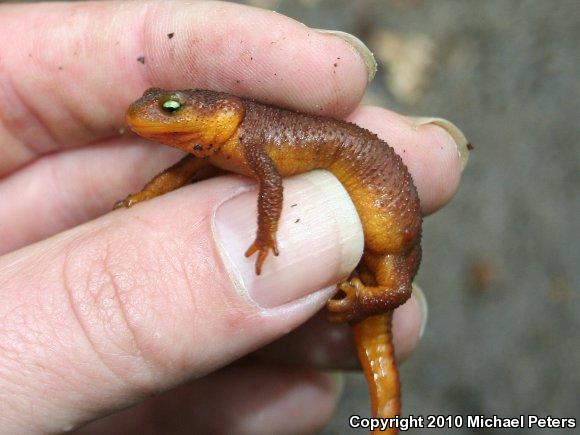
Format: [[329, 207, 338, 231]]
[[255, 285, 428, 369], [0, 1, 371, 176], [1, 105, 464, 252], [347, 106, 466, 214], [0, 171, 362, 433], [77, 363, 340, 435], [0, 138, 183, 255]]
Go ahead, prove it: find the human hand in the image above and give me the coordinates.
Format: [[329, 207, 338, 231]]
[[0, 1, 467, 433]]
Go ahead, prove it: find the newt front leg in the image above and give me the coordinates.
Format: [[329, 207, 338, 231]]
[[113, 155, 213, 209], [241, 139, 283, 275]]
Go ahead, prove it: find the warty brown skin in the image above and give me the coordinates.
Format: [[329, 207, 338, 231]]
[[119, 88, 423, 434]]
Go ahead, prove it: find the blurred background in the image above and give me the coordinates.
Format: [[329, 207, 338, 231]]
[[235, 1, 579, 433]]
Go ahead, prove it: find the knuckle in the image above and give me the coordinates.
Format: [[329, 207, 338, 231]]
[[61, 220, 192, 389]]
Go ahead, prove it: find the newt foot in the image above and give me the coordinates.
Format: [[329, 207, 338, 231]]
[[327, 277, 364, 323], [245, 236, 279, 275], [113, 194, 139, 210]]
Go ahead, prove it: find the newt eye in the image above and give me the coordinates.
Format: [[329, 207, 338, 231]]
[[161, 99, 182, 113]]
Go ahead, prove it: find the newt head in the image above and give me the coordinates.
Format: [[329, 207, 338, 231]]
[[126, 88, 245, 157]]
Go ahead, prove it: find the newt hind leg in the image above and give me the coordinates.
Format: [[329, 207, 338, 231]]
[[333, 262, 402, 424], [327, 245, 420, 323]]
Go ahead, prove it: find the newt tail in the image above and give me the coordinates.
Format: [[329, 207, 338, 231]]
[[355, 314, 399, 434], [119, 88, 423, 433]]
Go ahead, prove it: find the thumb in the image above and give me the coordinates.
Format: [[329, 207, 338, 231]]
[[0, 170, 362, 433]]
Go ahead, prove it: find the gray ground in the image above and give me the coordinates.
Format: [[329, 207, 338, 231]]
[[240, 1, 579, 433]]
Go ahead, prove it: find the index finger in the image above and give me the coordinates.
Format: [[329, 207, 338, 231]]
[[0, 1, 372, 176]]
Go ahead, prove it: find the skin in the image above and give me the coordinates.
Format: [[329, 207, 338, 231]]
[[120, 88, 423, 431], [0, 1, 465, 432]]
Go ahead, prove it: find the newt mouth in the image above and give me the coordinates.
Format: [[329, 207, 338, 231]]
[[125, 113, 197, 135]]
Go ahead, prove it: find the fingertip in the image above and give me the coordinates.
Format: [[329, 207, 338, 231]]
[[314, 30, 377, 83], [347, 106, 463, 214], [409, 116, 471, 171], [414, 122, 462, 214], [392, 283, 428, 363]]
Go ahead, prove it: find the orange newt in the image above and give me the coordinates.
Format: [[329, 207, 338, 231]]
[[117, 88, 422, 433]]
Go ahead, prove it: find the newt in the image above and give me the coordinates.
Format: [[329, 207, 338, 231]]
[[116, 88, 422, 434]]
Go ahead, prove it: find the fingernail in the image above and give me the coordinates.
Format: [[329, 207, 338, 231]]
[[315, 29, 377, 83], [214, 170, 364, 308], [411, 283, 428, 338], [409, 117, 472, 171]]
